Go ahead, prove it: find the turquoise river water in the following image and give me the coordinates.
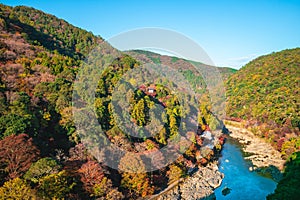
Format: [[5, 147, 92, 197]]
[[214, 138, 277, 200]]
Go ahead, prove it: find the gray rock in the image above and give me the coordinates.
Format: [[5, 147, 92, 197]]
[[157, 163, 223, 200]]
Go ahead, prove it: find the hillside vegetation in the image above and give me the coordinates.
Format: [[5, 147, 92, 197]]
[[129, 49, 236, 93], [0, 4, 101, 59], [0, 4, 231, 199], [227, 48, 300, 128], [226, 49, 300, 156], [267, 151, 300, 200]]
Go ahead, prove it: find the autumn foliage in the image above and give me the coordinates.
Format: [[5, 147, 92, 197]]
[[0, 3, 230, 199], [0, 133, 39, 180], [78, 161, 107, 194], [0, 177, 36, 200]]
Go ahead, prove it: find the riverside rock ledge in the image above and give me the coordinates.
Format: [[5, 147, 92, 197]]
[[156, 162, 223, 200], [225, 124, 285, 171]]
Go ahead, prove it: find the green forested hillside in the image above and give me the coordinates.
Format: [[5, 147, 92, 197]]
[[226, 49, 300, 200], [4, 3, 300, 199], [226, 49, 300, 156], [0, 4, 226, 199], [129, 49, 236, 89], [227, 48, 300, 128], [0, 4, 101, 59]]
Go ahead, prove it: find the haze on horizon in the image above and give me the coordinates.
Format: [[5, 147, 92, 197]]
[[3, 0, 300, 69]]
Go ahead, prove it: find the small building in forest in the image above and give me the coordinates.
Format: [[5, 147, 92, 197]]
[[148, 87, 155, 94], [147, 84, 156, 96]]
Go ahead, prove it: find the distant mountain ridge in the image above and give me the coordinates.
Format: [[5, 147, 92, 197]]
[[128, 49, 236, 79]]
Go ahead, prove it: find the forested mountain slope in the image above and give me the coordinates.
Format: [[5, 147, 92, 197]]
[[226, 48, 300, 157], [128, 49, 236, 93], [0, 4, 230, 199], [226, 48, 300, 200], [0, 4, 101, 59], [227, 48, 300, 128]]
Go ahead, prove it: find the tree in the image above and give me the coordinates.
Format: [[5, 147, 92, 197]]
[[131, 98, 147, 126], [169, 113, 178, 136], [105, 188, 124, 200], [24, 157, 61, 183], [0, 91, 7, 116], [59, 106, 77, 141], [144, 147, 166, 170], [167, 164, 184, 184], [37, 170, 76, 199], [68, 143, 89, 162], [0, 113, 30, 138], [0, 133, 40, 180], [267, 152, 300, 200], [9, 92, 32, 117], [156, 126, 167, 145], [0, 178, 36, 200], [93, 177, 113, 197], [119, 153, 154, 197], [78, 160, 109, 195]]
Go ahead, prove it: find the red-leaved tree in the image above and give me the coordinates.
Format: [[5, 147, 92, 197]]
[[78, 160, 110, 194], [0, 133, 40, 180]]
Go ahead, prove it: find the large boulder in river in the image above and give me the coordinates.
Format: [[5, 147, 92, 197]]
[[221, 187, 231, 196]]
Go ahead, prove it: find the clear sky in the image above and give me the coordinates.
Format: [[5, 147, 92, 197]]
[[2, 0, 300, 69]]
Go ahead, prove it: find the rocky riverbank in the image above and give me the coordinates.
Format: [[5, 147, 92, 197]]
[[225, 124, 285, 171], [156, 162, 223, 200]]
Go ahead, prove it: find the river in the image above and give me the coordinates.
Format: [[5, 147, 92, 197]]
[[214, 137, 278, 200]]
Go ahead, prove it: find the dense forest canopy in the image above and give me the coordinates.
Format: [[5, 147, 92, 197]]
[[226, 48, 300, 200], [1, 3, 299, 199], [0, 4, 232, 199], [227, 48, 300, 128], [226, 48, 300, 157]]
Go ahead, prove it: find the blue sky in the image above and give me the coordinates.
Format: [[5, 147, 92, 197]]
[[2, 0, 300, 69]]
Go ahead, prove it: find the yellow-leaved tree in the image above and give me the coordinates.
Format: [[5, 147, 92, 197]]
[[0, 178, 36, 200], [119, 153, 154, 197]]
